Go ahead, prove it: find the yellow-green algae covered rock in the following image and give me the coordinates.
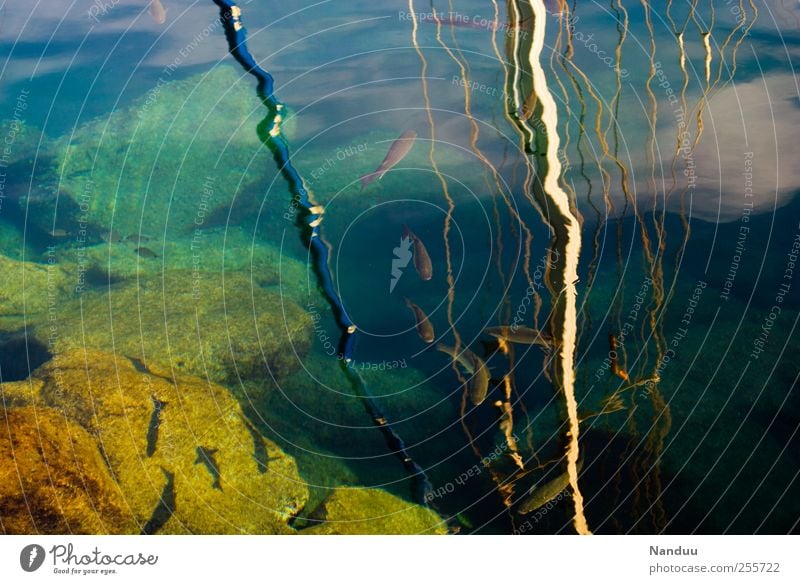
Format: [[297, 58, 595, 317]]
[[0, 253, 72, 326], [0, 229, 313, 385], [53, 65, 284, 236], [301, 488, 446, 535], [32, 269, 312, 384], [50, 225, 309, 304], [2, 349, 308, 534], [0, 405, 137, 534]]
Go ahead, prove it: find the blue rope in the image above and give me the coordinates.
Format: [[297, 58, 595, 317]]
[[212, 0, 433, 505]]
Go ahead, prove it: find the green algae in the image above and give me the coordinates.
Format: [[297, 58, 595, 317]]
[[300, 487, 447, 535], [53, 65, 289, 237], [0, 404, 138, 534], [2, 349, 309, 534]]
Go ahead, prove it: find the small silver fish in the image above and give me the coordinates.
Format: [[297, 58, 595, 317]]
[[149, 0, 167, 25], [485, 325, 553, 348], [518, 457, 585, 515], [360, 130, 416, 188], [436, 342, 490, 405], [135, 247, 159, 259], [124, 233, 152, 243], [101, 229, 121, 243], [405, 298, 435, 343], [402, 225, 432, 281]]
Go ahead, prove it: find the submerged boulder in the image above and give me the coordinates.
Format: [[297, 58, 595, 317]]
[[33, 269, 312, 384], [53, 65, 288, 236], [1, 349, 308, 534], [0, 405, 137, 534], [300, 487, 446, 535]]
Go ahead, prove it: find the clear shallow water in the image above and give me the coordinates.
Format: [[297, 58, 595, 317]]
[[0, 0, 798, 534]]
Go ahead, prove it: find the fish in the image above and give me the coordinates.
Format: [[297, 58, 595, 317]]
[[359, 130, 416, 188], [404, 298, 435, 343], [484, 325, 553, 348], [436, 343, 490, 405], [135, 247, 159, 258], [48, 228, 70, 238], [100, 229, 121, 243], [124, 233, 152, 243], [141, 467, 176, 535], [455, 512, 474, 530], [149, 0, 167, 25], [402, 225, 432, 280], [145, 394, 167, 457], [518, 457, 585, 515], [544, 0, 565, 15], [194, 446, 222, 491]]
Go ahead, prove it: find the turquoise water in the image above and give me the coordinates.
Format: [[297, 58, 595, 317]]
[[1, 1, 798, 534]]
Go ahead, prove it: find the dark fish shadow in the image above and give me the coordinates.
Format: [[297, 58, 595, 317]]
[[145, 395, 167, 457], [242, 416, 280, 474], [141, 467, 176, 535]]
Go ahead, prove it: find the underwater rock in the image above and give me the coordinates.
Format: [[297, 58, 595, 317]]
[[32, 269, 312, 384], [0, 253, 73, 325], [52, 65, 290, 236], [50, 225, 310, 303], [300, 488, 446, 535], [7, 349, 308, 534], [0, 406, 137, 534]]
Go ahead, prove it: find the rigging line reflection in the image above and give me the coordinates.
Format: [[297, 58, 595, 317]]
[[212, 0, 433, 505]]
